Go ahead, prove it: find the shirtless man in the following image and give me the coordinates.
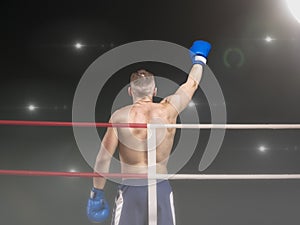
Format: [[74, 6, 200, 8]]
[[87, 40, 211, 225]]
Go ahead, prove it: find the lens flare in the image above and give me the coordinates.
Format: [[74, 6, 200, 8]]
[[286, 0, 300, 23]]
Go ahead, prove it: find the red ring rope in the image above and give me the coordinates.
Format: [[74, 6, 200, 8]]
[[0, 170, 147, 178], [0, 120, 147, 128]]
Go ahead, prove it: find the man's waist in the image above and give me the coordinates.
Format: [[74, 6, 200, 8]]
[[121, 163, 168, 174], [121, 178, 169, 186]]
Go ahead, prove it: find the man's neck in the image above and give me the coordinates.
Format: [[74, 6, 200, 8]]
[[133, 96, 153, 104]]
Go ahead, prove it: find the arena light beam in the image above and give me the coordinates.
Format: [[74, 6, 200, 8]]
[[286, 0, 300, 23]]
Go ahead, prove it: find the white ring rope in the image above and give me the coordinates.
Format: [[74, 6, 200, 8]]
[[153, 174, 300, 180], [149, 124, 300, 129]]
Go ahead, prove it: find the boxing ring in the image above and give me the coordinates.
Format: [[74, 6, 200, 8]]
[[1, 120, 300, 225]]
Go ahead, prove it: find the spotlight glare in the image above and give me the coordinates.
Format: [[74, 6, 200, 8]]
[[188, 101, 196, 107], [258, 145, 267, 152], [28, 105, 36, 111], [265, 36, 273, 43], [75, 43, 83, 49], [286, 0, 300, 23]]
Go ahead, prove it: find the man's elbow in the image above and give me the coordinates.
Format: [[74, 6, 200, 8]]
[[95, 155, 111, 169], [189, 79, 199, 91], [182, 83, 198, 100], [96, 155, 111, 165]]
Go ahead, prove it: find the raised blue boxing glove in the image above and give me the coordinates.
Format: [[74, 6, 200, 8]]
[[87, 187, 110, 223], [190, 40, 212, 65]]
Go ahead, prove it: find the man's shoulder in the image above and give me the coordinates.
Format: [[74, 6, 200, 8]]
[[110, 105, 133, 122], [114, 105, 133, 113]]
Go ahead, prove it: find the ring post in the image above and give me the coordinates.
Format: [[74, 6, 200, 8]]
[[147, 124, 157, 225]]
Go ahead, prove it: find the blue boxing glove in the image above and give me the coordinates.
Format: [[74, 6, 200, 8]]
[[190, 40, 212, 65], [87, 188, 110, 223]]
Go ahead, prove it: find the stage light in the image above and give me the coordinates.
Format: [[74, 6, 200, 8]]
[[258, 145, 267, 152], [265, 36, 274, 43], [286, 0, 300, 23], [28, 105, 36, 111], [188, 101, 196, 107], [75, 42, 83, 49]]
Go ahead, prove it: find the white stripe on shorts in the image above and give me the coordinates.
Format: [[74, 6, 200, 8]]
[[112, 190, 124, 225], [170, 192, 176, 225]]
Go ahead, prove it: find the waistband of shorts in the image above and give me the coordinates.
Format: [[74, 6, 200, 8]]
[[121, 179, 168, 186]]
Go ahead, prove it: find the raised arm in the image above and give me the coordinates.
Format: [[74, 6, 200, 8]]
[[161, 40, 211, 115]]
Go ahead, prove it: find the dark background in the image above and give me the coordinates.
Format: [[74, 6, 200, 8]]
[[1, 0, 300, 224]]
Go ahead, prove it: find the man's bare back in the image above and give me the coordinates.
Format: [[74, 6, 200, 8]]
[[112, 100, 177, 174]]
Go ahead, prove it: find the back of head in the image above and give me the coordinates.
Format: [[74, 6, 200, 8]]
[[130, 69, 156, 99]]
